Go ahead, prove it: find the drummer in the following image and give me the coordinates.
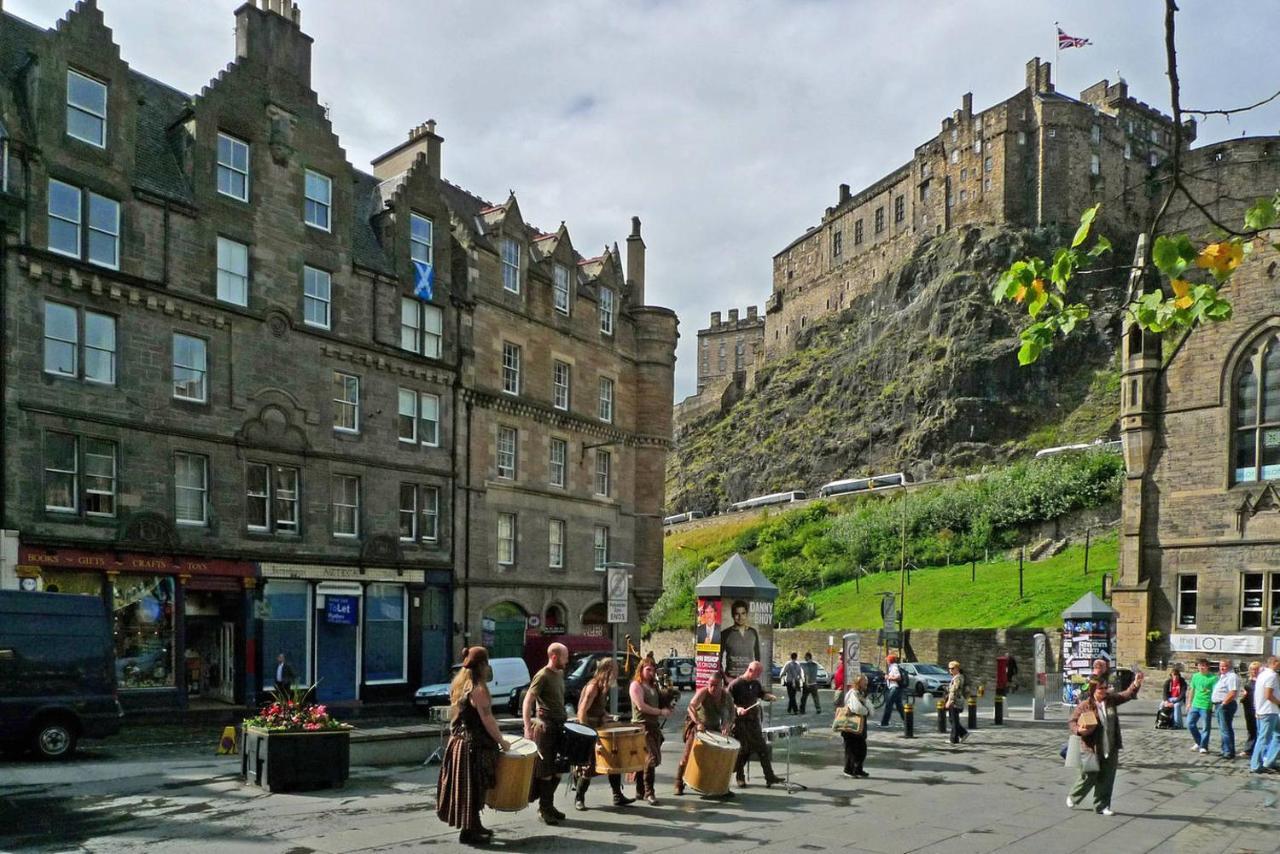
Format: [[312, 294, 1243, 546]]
[[674, 669, 734, 798], [729, 661, 786, 788], [435, 646, 508, 845], [523, 641, 570, 825], [573, 656, 636, 810], [629, 658, 673, 805]]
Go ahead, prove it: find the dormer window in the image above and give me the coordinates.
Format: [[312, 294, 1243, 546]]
[[553, 263, 572, 315], [217, 133, 250, 201], [304, 169, 331, 231], [599, 287, 615, 335], [66, 70, 107, 148], [501, 237, 521, 294]]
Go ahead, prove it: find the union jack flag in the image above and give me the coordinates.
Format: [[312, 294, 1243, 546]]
[[1057, 27, 1091, 49]]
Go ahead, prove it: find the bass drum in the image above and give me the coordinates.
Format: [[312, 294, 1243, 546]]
[[684, 732, 740, 796], [559, 722, 598, 767], [486, 737, 538, 812]]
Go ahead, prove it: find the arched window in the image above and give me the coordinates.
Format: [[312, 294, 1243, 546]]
[[1233, 335, 1280, 483]]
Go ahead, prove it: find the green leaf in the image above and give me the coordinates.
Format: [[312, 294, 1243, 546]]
[[1245, 197, 1279, 232], [1027, 285, 1049, 318], [1152, 234, 1196, 279], [1017, 338, 1042, 365], [1087, 235, 1112, 258], [1072, 204, 1100, 248], [1050, 249, 1076, 289]]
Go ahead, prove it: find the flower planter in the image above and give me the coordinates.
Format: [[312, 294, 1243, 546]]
[[241, 726, 351, 793]]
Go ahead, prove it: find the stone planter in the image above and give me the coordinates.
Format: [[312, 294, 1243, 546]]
[[241, 726, 351, 793]]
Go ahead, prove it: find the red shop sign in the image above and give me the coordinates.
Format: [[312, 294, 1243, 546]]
[[19, 546, 254, 578]]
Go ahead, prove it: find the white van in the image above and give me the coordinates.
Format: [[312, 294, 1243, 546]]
[[414, 657, 531, 716]]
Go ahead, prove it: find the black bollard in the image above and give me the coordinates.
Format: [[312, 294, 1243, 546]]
[[994, 693, 1004, 725], [937, 699, 946, 733], [903, 701, 914, 738], [967, 695, 978, 730]]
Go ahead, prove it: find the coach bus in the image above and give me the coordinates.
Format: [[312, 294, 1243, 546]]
[[1034, 439, 1122, 459], [663, 511, 706, 526], [728, 490, 807, 512], [817, 472, 910, 498]]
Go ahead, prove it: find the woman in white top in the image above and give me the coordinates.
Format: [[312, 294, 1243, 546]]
[[842, 674, 872, 778]]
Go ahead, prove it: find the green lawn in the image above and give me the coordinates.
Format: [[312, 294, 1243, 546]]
[[802, 534, 1117, 630]]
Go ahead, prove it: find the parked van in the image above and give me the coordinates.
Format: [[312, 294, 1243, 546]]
[[0, 591, 123, 759], [414, 656, 531, 715]]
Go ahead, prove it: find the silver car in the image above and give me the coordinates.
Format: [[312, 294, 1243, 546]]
[[900, 662, 951, 698]]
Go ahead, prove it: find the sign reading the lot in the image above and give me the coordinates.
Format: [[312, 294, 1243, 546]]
[[1170, 634, 1263, 654]]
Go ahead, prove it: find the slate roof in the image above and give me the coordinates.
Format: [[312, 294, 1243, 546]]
[[131, 72, 193, 205], [352, 170, 392, 274], [1061, 591, 1115, 619], [695, 553, 779, 599]]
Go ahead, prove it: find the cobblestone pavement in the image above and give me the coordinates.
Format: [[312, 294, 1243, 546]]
[[2, 698, 1277, 853]]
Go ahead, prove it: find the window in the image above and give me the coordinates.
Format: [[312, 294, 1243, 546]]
[[1233, 336, 1280, 483], [43, 301, 78, 377], [921, 162, 931, 178], [261, 580, 309, 691], [553, 361, 571, 410], [43, 432, 79, 512], [973, 138, 982, 154], [501, 237, 521, 293], [1124, 141, 1132, 160], [174, 452, 208, 525], [950, 149, 959, 164], [598, 377, 615, 422], [1176, 575, 1197, 627], [1243, 572, 1265, 629], [1150, 128, 1160, 144], [1090, 154, 1101, 176], [43, 302, 115, 384], [549, 438, 567, 487], [959, 189, 968, 203], [1047, 128, 1057, 139], [984, 156, 993, 173], [0, 121, 9, 194], [333, 372, 359, 433], [593, 525, 609, 570], [1271, 573, 1280, 627], [172, 334, 207, 402], [216, 237, 249, 306], [303, 266, 331, 329], [950, 128, 958, 142], [400, 298, 443, 358], [1149, 152, 1159, 168], [599, 287, 615, 335], [502, 342, 521, 395], [419, 392, 440, 446], [549, 519, 565, 569], [364, 583, 407, 684], [216, 132, 249, 201], [497, 426, 517, 479], [331, 474, 359, 537], [554, 263, 572, 314], [81, 438, 115, 516], [410, 213, 433, 265], [960, 168, 968, 182], [66, 70, 107, 147], [497, 513, 516, 565], [398, 389, 417, 443], [595, 449, 611, 496], [1091, 124, 1102, 145], [893, 195, 904, 224], [1017, 131, 1026, 146], [831, 230, 842, 259], [854, 220, 863, 245], [87, 193, 119, 269], [873, 207, 884, 234], [399, 483, 418, 541], [304, 169, 331, 231], [48, 180, 119, 268], [421, 486, 439, 542], [246, 463, 299, 533]]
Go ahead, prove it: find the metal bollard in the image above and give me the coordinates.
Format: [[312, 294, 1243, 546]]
[[967, 695, 978, 730], [937, 699, 947, 733], [994, 693, 1004, 725], [903, 701, 914, 738]]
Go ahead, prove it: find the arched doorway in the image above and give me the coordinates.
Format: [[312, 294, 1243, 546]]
[[482, 601, 528, 660], [543, 603, 567, 633], [581, 602, 608, 638]]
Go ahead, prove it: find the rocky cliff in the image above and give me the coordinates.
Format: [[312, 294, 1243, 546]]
[[669, 224, 1130, 512]]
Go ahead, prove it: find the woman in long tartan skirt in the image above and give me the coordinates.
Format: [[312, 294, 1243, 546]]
[[437, 647, 507, 845]]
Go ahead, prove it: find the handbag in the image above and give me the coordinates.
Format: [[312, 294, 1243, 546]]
[[832, 707, 866, 734], [1080, 750, 1100, 774]]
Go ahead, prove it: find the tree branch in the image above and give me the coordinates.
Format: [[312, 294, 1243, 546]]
[[1145, 0, 1182, 253], [1183, 87, 1280, 118]]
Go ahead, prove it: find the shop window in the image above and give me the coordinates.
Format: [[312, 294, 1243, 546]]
[[113, 575, 176, 690], [364, 583, 407, 684], [261, 579, 309, 691], [40, 568, 102, 596]]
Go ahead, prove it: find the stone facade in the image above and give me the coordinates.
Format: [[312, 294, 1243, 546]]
[[695, 306, 764, 393], [0, 0, 675, 707]]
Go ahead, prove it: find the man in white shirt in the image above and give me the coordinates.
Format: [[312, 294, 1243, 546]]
[[1250, 656, 1280, 773], [1211, 659, 1240, 759], [780, 653, 802, 715], [880, 654, 906, 727]]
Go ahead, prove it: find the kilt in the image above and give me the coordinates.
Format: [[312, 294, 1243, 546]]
[[531, 717, 567, 779]]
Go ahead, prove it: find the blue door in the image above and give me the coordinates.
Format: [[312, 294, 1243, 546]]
[[316, 595, 359, 702]]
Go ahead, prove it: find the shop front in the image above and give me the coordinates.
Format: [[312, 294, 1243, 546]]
[[16, 546, 255, 710]]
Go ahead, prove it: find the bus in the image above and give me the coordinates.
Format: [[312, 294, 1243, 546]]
[[817, 472, 910, 498], [729, 490, 807, 512], [1034, 439, 1122, 459], [663, 511, 706, 526]]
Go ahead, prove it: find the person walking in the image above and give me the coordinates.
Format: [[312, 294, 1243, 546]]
[[273, 652, 296, 697], [436, 646, 507, 845], [880, 653, 905, 727], [780, 653, 802, 715], [1066, 673, 1145, 816], [523, 642, 570, 825], [1211, 659, 1240, 760], [841, 674, 872, 778], [1161, 664, 1187, 729], [799, 652, 822, 714], [945, 661, 968, 745], [1185, 658, 1217, 754], [1242, 661, 1260, 757], [1250, 656, 1280, 773], [629, 659, 673, 805], [729, 661, 785, 788]]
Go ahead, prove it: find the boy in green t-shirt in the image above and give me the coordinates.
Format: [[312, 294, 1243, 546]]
[[1185, 658, 1218, 753]]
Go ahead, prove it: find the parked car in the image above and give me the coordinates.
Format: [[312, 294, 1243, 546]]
[[564, 651, 633, 716], [0, 590, 124, 759], [657, 656, 695, 690], [859, 663, 887, 695], [900, 662, 951, 698], [414, 657, 530, 715], [814, 663, 832, 688]]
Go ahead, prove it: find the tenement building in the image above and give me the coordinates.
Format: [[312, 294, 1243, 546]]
[[0, 0, 676, 709]]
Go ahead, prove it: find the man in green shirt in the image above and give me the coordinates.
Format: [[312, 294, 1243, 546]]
[[1185, 658, 1218, 754]]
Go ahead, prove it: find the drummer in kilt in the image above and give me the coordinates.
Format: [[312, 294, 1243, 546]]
[[572, 656, 637, 810], [674, 669, 735, 798], [729, 660, 786, 788], [436, 646, 508, 845], [523, 641, 570, 825], [629, 658, 674, 804]]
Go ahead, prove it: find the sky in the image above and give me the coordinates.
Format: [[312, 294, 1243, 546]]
[[8, 1, 1279, 400]]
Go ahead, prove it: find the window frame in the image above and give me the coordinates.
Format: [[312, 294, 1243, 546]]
[[66, 69, 107, 148], [419, 392, 440, 447], [599, 287, 615, 335], [398, 483, 418, 542], [81, 437, 116, 518], [216, 236, 250, 307], [1242, 571, 1265, 629], [410, 212, 433, 265], [174, 451, 209, 526], [497, 512, 517, 566], [303, 266, 332, 330], [1232, 336, 1280, 484], [304, 169, 332, 232], [43, 431, 79, 514], [85, 192, 120, 270], [598, 376, 615, 423], [553, 263, 572, 315], [331, 474, 360, 539], [501, 237, 521, 294], [399, 298, 443, 359], [549, 518, 566, 569], [496, 426, 517, 480], [1176, 573, 1197, 628], [501, 341, 521, 396], [216, 132, 250, 202], [172, 332, 208, 403], [332, 371, 360, 434], [398, 388, 418, 444], [549, 437, 567, 488], [421, 485, 439, 543], [595, 449, 611, 497], [552, 360, 571, 411], [593, 525, 609, 571], [246, 462, 301, 535]]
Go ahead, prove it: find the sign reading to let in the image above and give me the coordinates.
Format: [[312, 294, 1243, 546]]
[[325, 595, 358, 625]]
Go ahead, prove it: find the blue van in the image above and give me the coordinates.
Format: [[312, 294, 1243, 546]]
[[0, 590, 123, 759]]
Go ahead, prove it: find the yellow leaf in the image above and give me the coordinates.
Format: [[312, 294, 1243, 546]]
[[1031, 278, 1046, 296], [1014, 284, 1027, 304], [1196, 242, 1243, 276], [1174, 295, 1193, 310], [1170, 278, 1191, 300]]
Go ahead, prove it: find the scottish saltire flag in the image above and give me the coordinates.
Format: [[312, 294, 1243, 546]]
[[1057, 27, 1091, 49], [412, 259, 434, 301]]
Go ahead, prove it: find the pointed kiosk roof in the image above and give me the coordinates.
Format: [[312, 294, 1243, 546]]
[[1061, 592, 1115, 620], [695, 553, 779, 601]]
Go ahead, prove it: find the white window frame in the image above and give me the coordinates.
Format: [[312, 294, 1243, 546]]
[[549, 438, 567, 488], [304, 169, 332, 232], [247, 463, 300, 534], [47, 179, 81, 260], [553, 264, 571, 314], [43, 301, 78, 378], [599, 287, 615, 335], [549, 519, 565, 569], [216, 132, 250, 202], [174, 452, 209, 526], [400, 298, 442, 359], [331, 474, 360, 538], [81, 309, 115, 386], [333, 372, 360, 433], [595, 449, 611, 497], [216, 236, 250, 307], [81, 438, 116, 518], [66, 69, 107, 148], [1242, 572, 1265, 630], [553, 360, 571, 411], [86, 192, 120, 270], [501, 237, 521, 294], [304, 266, 332, 329], [497, 426, 517, 480], [410, 212, 433, 265], [398, 483, 418, 542], [44, 432, 79, 513], [419, 392, 440, 447], [598, 376, 615, 423], [421, 486, 439, 542], [398, 388, 417, 444], [497, 513, 516, 566], [593, 525, 609, 571], [502, 342, 521, 395], [172, 333, 208, 402]]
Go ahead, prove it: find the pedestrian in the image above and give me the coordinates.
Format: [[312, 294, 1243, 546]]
[[1250, 656, 1280, 773], [273, 652, 295, 697], [1211, 659, 1241, 760], [572, 657, 634, 810], [1185, 657, 1217, 754], [674, 670, 734, 798], [1161, 664, 1187, 729], [1066, 673, 1145, 816], [799, 652, 822, 714], [523, 641, 570, 825], [729, 661, 785, 788], [780, 653, 802, 715], [436, 646, 507, 845], [629, 659, 672, 805], [880, 653, 905, 727], [841, 674, 872, 779], [945, 660, 969, 745], [1006, 653, 1020, 693], [1242, 661, 1260, 757]]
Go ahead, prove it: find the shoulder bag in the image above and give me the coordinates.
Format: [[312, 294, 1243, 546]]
[[832, 706, 866, 735]]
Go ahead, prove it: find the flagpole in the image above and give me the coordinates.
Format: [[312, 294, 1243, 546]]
[[1054, 21, 1060, 89]]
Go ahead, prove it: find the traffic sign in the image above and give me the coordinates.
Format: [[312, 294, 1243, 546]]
[[607, 565, 629, 624]]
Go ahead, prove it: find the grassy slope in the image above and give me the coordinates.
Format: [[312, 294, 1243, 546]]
[[802, 534, 1117, 630]]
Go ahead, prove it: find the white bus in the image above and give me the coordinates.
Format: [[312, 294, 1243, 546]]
[[1034, 439, 1122, 459], [729, 490, 807, 512], [663, 511, 706, 526], [817, 472, 910, 498]]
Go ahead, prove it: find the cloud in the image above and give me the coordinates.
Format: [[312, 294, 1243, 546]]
[[9, 0, 1278, 400]]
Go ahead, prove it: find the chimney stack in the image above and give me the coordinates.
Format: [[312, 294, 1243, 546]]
[[962, 92, 973, 118], [728, 309, 739, 324], [710, 311, 722, 327], [1025, 57, 1054, 94], [626, 216, 646, 306], [236, 0, 312, 87], [839, 183, 851, 205], [371, 120, 443, 182], [747, 305, 758, 321]]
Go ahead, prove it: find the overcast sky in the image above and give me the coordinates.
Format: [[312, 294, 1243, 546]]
[[9, 1, 1279, 399]]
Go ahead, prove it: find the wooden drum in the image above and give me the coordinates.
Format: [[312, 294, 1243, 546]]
[[485, 737, 538, 812], [683, 732, 740, 796], [595, 725, 647, 775]]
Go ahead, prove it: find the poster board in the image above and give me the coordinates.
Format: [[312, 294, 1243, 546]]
[[695, 597, 722, 689], [1061, 618, 1113, 705]]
